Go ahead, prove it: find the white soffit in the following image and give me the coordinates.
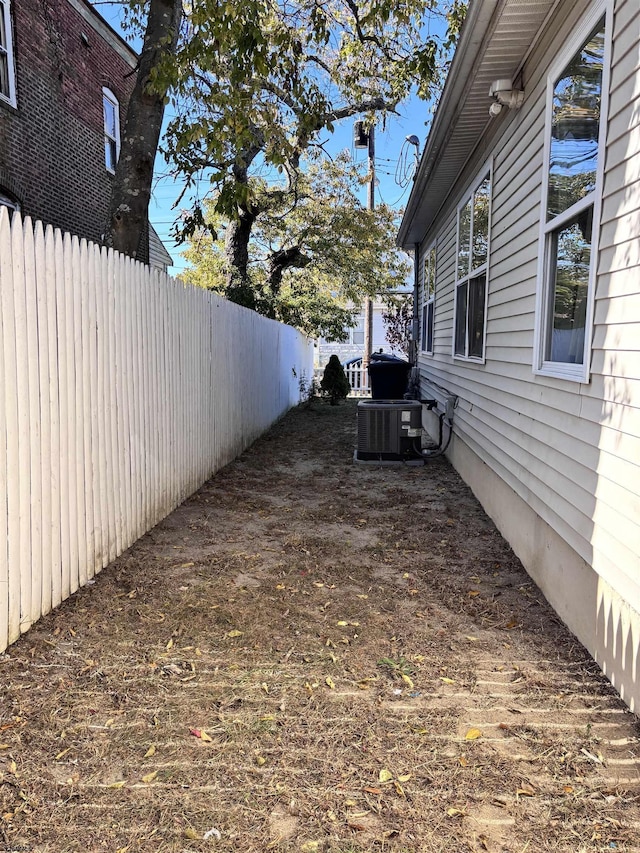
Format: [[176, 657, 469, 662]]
[[398, 0, 557, 248]]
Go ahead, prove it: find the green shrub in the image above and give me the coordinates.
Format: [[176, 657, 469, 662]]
[[320, 355, 351, 405]]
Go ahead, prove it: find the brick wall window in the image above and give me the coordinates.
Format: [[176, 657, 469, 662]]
[[0, 189, 20, 216], [0, 0, 17, 106], [103, 87, 120, 172]]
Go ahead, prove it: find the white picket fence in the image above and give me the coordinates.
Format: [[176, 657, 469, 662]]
[[314, 364, 370, 397], [0, 210, 314, 651]]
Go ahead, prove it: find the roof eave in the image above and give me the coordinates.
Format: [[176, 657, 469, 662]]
[[397, 0, 500, 249]]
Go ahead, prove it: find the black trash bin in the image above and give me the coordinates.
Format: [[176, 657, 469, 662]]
[[367, 353, 411, 399]]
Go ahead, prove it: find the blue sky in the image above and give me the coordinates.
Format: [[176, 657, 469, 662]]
[[95, 2, 440, 273]]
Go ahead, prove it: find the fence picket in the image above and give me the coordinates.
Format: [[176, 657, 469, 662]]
[[87, 242, 101, 577], [11, 215, 32, 637], [0, 209, 12, 648]]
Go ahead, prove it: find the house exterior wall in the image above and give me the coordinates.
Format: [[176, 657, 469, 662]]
[[0, 0, 139, 254], [415, 0, 640, 710], [316, 301, 406, 368]]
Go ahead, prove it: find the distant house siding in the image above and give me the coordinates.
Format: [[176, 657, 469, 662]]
[[0, 0, 139, 254], [417, 0, 640, 632]]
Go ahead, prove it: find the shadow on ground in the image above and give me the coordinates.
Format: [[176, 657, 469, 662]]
[[1, 400, 639, 852]]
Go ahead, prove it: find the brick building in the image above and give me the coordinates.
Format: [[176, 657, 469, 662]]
[[0, 0, 162, 266]]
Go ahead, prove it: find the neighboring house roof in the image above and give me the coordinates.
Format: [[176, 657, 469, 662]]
[[398, 0, 557, 248], [68, 0, 137, 68], [149, 224, 174, 270]]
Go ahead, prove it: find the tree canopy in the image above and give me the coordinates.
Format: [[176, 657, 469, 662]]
[[104, 0, 466, 279], [180, 153, 412, 339]]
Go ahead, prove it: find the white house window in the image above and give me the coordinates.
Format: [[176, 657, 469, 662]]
[[421, 244, 436, 354], [0, 0, 17, 106], [350, 316, 365, 346], [103, 87, 120, 172], [453, 165, 491, 360], [535, 6, 609, 381]]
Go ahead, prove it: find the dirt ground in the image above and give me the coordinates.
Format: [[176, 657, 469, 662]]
[[1, 399, 639, 853]]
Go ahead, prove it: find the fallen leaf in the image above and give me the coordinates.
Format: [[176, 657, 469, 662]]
[[363, 786, 382, 794], [465, 728, 482, 740], [337, 620, 348, 626], [563, 785, 574, 794], [325, 676, 335, 690], [261, 682, 269, 693], [142, 770, 158, 784], [144, 745, 156, 758], [55, 747, 72, 760], [379, 768, 393, 783], [397, 773, 412, 782], [400, 673, 414, 689], [200, 730, 213, 743], [516, 783, 535, 797], [468, 590, 480, 597], [447, 807, 466, 818], [465, 636, 478, 642], [459, 755, 469, 767], [505, 620, 518, 629], [184, 828, 200, 840], [256, 756, 266, 766], [166, 638, 173, 650], [107, 780, 126, 789], [393, 780, 405, 797], [227, 630, 244, 638], [440, 677, 455, 685]]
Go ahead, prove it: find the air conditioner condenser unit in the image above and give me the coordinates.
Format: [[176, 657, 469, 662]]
[[356, 400, 423, 461]]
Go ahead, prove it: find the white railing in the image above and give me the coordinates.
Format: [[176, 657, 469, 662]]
[[314, 365, 370, 398], [0, 210, 314, 651]]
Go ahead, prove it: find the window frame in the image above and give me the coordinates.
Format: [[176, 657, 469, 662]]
[[102, 87, 121, 173], [0, 0, 17, 107], [533, 0, 612, 383], [452, 159, 492, 363], [0, 189, 19, 213], [350, 315, 365, 347], [421, 243, 436, 355]]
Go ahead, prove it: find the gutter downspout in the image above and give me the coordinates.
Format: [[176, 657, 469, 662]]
[[411, 241, 420, 366]]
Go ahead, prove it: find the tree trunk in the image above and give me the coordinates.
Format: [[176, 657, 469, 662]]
[[266, 246, 311, 295], [224, 208, 259, 309], [105, 0, 182, 258]]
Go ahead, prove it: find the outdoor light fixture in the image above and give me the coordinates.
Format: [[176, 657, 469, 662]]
[[488, 79, 524, 116]]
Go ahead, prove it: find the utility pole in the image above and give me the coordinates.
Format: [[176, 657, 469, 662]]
[[363, 124, 374, 370]]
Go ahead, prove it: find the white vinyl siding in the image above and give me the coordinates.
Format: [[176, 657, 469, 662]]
[[0, 0, 16, 106], [416, 0, 640, 612]]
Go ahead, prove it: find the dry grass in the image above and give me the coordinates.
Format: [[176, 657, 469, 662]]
[[0, 400, 639, 852]]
